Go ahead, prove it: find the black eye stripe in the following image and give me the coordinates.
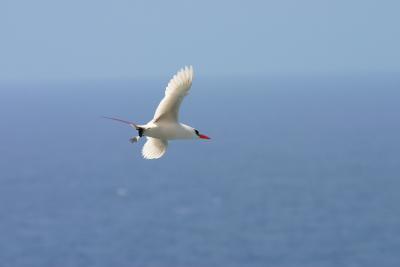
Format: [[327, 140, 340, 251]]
[[195, 129, 199, 135]]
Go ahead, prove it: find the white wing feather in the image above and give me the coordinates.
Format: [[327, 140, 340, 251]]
[[142, 137, 168, 159], [153, 66, 194, 123]]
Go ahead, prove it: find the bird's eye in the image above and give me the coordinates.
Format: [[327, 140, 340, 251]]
[[194, 129, 199, 135]]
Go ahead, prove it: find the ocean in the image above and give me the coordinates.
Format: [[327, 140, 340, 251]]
[[0, 74, 399, 267]]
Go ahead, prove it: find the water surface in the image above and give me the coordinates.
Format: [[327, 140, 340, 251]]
[[0, 75, 399, 267]]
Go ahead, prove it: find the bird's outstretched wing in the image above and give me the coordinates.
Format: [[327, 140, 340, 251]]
[[142, 137, 168, 159], [153, 66, 194, 123]]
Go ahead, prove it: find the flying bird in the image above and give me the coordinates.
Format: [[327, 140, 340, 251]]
[[104, 66, 210, 159]]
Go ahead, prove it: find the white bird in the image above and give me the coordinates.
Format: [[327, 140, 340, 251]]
[[104, 66, 210, 159]]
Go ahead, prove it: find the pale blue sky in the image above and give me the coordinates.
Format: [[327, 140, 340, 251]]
[[1, 0, 400, 82]]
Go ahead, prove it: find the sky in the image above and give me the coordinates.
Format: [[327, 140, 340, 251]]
[[1, 0, 400, 83]]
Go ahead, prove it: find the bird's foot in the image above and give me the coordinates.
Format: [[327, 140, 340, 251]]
[[129, 136, 140, 143]]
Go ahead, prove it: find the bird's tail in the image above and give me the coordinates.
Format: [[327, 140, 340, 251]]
[[102, 116, 140, 130]]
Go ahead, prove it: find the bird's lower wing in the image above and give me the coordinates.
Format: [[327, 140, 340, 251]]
[[142, 137, 168, 159]]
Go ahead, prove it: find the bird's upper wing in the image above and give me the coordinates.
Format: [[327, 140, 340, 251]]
[[142, 137, 168, 159], [153, 66, 194, 123]]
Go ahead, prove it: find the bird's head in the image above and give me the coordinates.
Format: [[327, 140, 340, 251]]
[[194, 129, 211, 140]]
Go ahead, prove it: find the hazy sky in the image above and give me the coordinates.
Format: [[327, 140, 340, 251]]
[[2, 0, 400, 82]]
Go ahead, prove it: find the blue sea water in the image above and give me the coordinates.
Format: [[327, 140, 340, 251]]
[[0, 74, 399, 267]]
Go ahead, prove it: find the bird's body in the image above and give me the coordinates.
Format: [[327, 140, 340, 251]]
[[104, 66, 210, 159], [141, 122, 196, 140]]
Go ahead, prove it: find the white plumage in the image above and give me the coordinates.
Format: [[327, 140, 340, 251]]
[[142, 137, 168, 160], [153, 65, 193, 123]]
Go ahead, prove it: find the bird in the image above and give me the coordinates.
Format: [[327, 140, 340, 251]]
[[104, 66, 210, 159]]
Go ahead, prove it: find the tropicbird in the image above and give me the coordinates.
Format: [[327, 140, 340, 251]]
[[104, 66, 210, 159]]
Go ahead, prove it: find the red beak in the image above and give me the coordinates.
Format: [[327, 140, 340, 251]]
[[199, 134, 211, 140]]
